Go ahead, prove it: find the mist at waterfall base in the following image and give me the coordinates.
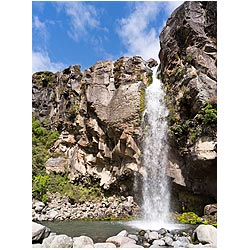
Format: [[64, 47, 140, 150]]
[[130, 67, 173, 230]]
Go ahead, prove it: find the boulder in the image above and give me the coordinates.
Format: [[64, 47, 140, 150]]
[[164, 235, 173, 246], [193, 225, 217, 246], [144, 231, 159, 241], [127, 234, 138, 241], [177, 236, 190, 246], [42, 234, 73, 248], [47, 209, 59, 220], [94, 242, 116, 248], [33, 200, 45, 212], [120, 243, 143, 248], [204, 204, 217, 215], [73, 235, 94, 248], [157, 228, 167, 235], [172, 240, 184, 248], [42, 235, 56, 248], [106, 236, 136, 247], [32, 222, 51, 243], [45, 157, 69, 174], [152, 239, 165, 246], [116, 230, 128, 237]]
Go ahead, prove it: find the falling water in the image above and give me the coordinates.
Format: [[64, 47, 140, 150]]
[[141, 66, 170, 228]]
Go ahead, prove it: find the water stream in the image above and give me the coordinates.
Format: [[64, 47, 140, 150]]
[[140, 66, 170, 229]]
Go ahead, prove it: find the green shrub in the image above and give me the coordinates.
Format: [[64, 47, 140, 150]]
[[177, 212, 203, 225], [203, 103, 217, 124], [32, 173, 104, 203], [32, 174, 49, 201], [32, 117, 59, 175]]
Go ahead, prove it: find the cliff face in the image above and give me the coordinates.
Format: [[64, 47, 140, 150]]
[[159, 1, 217, 211], [32, 1, 217, 214], [32, 56, 154, 194]]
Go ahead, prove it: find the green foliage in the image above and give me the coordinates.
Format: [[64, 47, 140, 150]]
[[68, 99, 80, 120], [43, 71, 54, 84], [32, 173, 104, 203], [203, 104, 217, 124], [167, 100, 217, 152], [146, 72, 153, 87], [140, 88, 146, 114], [32, 174, 49, 201], [194, 103, 217, 125], [32, 117, 59, 175], [33, 71, 54, 87], [176, 212, 217, 227], [177, 212, 203, 225]]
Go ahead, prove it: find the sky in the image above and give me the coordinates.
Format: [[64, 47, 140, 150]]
[[32, 1, 183, 73]]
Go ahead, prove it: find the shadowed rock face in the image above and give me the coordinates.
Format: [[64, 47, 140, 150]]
[[32, 56, 153, 193], [159, 1, 217, 212]]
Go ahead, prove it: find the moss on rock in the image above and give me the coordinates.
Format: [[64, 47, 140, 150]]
[[140, 88, 146, 114]]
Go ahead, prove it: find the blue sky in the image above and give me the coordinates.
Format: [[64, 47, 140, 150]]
[[32, 1, 183, 73]]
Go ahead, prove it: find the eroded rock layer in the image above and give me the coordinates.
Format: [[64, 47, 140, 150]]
[[32, 56, 154, 194]]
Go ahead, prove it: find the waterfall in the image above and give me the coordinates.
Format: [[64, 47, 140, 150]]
[[141, 66, 170, 227]]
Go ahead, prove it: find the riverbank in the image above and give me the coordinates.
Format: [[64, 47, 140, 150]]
[[32, 192, 140, 221], [32, 221, 217, 248]]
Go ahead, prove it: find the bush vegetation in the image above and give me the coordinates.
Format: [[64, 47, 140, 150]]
[[176, 212, 217, 227], [32, 117, 59, 175], [167, 102, 217, 151], [32, 173, 104, 203]]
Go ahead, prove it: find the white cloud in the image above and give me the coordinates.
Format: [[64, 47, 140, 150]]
[[117, 1, 183, 62], [57, 2, 99, 42], [32, 51, 66, 73], [33, 16, 49, 49]]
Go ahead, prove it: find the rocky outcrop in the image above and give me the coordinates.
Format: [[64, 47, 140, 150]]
[[32, 222, 51, 243], [159, 1, 217, 212], [32, 193, 140, 221], [32, 56, 154, 192]]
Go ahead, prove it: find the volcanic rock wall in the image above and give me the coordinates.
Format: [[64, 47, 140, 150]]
[[32, 1, 217, 214], [159, 1, 217, 212], [32, 56, 154, 194]]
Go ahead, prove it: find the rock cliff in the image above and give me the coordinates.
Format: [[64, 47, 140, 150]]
[[159, 1, 217, 212], [32, 1, 217, 215], [32, 56, 154, 194]]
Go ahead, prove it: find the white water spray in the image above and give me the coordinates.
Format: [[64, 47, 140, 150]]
[[141, 66, 170, 228]]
